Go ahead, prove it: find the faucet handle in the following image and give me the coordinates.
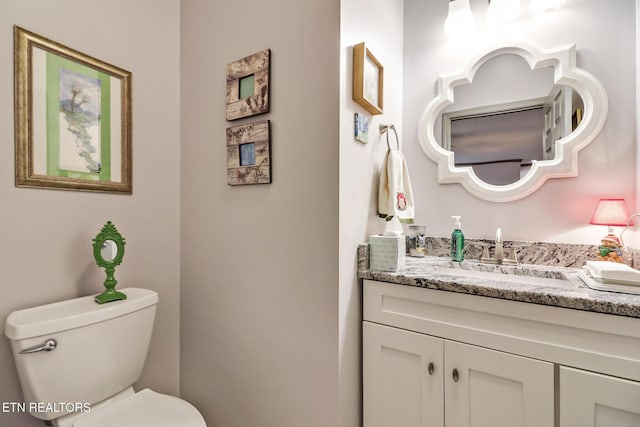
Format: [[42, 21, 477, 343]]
[[480, 246, 495, 264], [481, 246, 490, 259], [496, 228, 502, 243], [502, 247, 519, 265]]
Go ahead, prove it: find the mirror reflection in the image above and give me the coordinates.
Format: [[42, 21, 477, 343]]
[[101, 240, 118, 263], [437, 54, 584, 186]]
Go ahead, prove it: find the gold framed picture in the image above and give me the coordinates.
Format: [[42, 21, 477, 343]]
[[353, 42, 383, 115], [14, 26, 132, 194]]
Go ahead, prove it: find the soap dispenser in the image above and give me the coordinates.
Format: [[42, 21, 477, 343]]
[[450, 216, 464, 262]]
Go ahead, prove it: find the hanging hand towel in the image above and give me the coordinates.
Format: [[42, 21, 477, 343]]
[[378, 125, 415, 224]]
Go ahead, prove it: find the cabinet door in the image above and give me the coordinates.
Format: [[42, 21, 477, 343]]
[[444, 340, 554, 427], [363, 321, 444, 427], [560, 366, 640, 427]]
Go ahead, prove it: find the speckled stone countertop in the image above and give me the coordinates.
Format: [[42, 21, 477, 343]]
[[357, 244, 640, 318]]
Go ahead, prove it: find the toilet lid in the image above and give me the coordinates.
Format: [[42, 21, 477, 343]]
[[74, 389, 206, 427]]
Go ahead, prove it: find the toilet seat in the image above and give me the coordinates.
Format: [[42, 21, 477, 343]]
[[74, 388, 206, 427]]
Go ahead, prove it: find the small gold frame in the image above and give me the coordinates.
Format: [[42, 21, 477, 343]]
[[353, 42, 383, 115], [14, 26, 132, 194]]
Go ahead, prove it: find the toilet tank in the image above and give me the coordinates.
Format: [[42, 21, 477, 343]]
[[4, 288, 158, 422]]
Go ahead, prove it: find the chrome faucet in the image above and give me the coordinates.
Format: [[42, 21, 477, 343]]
[[481, 228, 518, 265], [494, 228, 504, 263]]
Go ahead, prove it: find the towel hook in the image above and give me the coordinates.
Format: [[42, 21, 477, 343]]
[[379, 123, 399, 151]]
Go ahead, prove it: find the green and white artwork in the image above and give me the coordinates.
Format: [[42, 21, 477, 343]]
[[59, 68, 102, 175], [42, 51, 112, 181], [29, 46, 118, 182]]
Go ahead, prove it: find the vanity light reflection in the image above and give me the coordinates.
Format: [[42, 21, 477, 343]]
[[445, 0, 567, 38], [487, 0, 521, 25], [444, 0, 477, 38], [531, 0, 566, 14]]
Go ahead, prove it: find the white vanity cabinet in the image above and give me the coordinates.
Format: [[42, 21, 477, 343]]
[[363, 280, 640, 427], [364, 322, 554, 427]]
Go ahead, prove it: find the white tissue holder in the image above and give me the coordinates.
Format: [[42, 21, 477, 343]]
[[369, 234, 406, 271]]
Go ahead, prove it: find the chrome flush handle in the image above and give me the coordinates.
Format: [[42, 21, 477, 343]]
[[19, 339, 57, 354]]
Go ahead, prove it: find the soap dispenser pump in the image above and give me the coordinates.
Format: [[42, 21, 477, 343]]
[[451, 216, 464, 262]]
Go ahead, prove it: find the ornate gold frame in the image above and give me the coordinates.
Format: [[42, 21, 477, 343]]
[[14, 26, 132, 193]]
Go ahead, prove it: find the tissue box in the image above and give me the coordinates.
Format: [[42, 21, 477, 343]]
[[369, 235, 406, 271]]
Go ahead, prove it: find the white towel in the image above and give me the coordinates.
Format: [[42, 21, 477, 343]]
[[378, 148, 415, 224]]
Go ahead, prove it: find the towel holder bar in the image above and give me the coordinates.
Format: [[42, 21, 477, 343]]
[[379, 124, 399, 151]]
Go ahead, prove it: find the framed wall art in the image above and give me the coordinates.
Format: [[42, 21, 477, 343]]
[[14, 26, 132, 194], [354, 112, 370, 143], [353, 42, 383, 115], [226, 120, 271, 185], [226, 49, 270, 121]]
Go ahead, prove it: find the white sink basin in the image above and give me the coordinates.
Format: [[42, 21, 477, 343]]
[[433, 261, 576, 288]]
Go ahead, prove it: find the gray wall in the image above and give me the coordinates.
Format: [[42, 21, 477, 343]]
[[0, 1, 181, 427], [180, 0, 340, 426]]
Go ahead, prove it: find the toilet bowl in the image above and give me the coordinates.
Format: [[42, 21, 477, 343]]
[[72, 388, 204, 427], [4, 288, 206, 426]]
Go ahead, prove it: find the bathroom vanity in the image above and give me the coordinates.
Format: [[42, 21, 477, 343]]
[[358, 254, 640, 427]]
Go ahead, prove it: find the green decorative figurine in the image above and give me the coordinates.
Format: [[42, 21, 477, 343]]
[[93, 221, 127, 304]]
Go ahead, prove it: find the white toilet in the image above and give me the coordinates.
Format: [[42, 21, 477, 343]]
[[4, 288, 206, 426]]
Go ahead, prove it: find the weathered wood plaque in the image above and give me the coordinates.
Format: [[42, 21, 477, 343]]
[[226, 120, 271, 185], [226, 49, 270, 121]]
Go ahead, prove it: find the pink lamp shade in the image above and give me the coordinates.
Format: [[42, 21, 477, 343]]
[[590, 198, 633, 228]]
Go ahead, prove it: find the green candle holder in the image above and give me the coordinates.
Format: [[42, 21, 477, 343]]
[[92, 221, 127, 304]]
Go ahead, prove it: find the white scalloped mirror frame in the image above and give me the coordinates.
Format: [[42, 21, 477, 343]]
[[418, 43, 608, 202]]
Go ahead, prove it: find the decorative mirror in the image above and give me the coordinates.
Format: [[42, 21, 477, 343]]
[[92, 221, 127, 304], [418, 43, 608, 202]]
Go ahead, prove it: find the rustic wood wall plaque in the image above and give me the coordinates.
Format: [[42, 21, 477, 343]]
[[226, 120, 271, 185], [226, 49, 270, 121]]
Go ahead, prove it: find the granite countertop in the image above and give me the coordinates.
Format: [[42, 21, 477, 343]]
[[358, 247, 640, 318]]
